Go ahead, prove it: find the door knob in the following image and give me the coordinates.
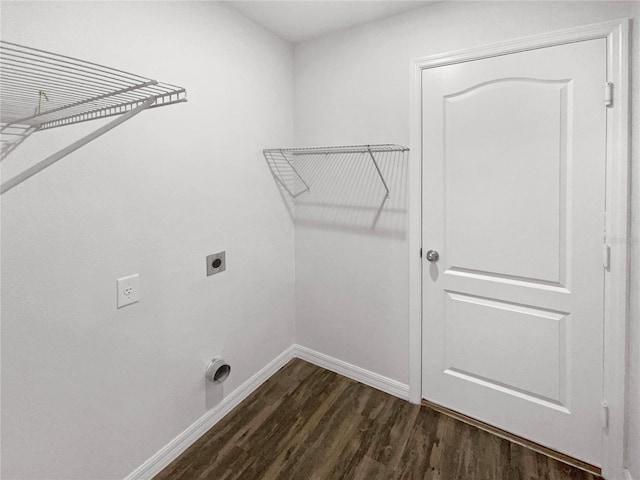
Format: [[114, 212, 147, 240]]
[[426, 250, 439, 262]]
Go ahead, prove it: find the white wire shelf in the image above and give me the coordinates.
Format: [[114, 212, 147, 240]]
[[0, 40, 187, 193], [1, 41, 186, 133], [263, 144, 409, 198]]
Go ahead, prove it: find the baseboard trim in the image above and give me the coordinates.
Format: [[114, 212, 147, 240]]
[[292, 344, 409, 400], [127, 344, 610, 480], [125, 345, 296, 480], [126, 344, 410, 479]]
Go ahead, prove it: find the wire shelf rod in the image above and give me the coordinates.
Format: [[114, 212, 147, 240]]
[[0, 73, 128, 96], [37, 96, 187, 131], [0, 66, 178, 97], [0, 74, 119, 96], [46, 95, 184, 125], [1, 87, 183, 116], [0, 57, 146, 89], [0, 41, 150, 82], [0, 66, 180, 100], [0, 70, 137, 98], [263, 145, 409, 156], [11, 80, 157, 125], [266, 144, 409, 156], [0, 99, 149, 121], [0, 78, 164, 107], [0, 92, 127, 111], [1, 49, 152, 85], [0, 89, 82, 103], [0, 61, 146, 92]]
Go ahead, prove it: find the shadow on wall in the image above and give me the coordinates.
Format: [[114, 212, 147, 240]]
[[205, 377, 224, 411], [264, 147, 409, 239]]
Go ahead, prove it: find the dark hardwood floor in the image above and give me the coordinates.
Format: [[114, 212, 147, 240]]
[[155, 359, 602, 480]]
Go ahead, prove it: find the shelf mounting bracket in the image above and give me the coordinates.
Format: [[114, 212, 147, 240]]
[[367, 147, 390, 198], [0, 125, 38, 160], [279, 149, 311, 197], [1, 98, 156, 195]]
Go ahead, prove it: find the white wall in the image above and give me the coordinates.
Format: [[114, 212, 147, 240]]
[[2, 2, 638, 479], [0, 2, 295, 479], [293, 0, 640, 473]]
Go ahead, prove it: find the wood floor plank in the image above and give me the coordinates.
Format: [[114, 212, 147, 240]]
[[155, 359, 603, 480]]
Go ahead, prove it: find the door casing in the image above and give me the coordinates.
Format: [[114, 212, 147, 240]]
[[408, 19, 630, 480]]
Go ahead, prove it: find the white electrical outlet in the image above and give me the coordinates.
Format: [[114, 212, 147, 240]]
[[117, 274, 140, 308]]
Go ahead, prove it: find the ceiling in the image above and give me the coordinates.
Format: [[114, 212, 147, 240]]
[[224, 1, 435, 44]]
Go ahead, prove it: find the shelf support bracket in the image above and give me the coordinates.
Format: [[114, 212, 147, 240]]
[[367, 147, 390, 198], [1, 125, 38, 160], [263, 150, 310, 198], [1, 98, 156, 195], [281, 150, 310, 197]]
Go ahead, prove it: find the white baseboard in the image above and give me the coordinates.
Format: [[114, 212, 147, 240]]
[[125, 345, 296, 480], [125, 343, 409, 479], [291, 344, 410, 400]]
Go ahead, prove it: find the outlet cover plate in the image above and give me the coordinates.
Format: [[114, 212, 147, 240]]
[[117, 274, 140, 308], [207, 252, 226, 276]]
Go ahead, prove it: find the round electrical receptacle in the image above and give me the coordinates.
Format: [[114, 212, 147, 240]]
[[212, 258, 222, 269]]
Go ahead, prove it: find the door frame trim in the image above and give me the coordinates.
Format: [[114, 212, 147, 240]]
[[408, 19, 630, 479]]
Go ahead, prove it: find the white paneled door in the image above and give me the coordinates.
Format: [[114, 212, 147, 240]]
[[421, 39, 607, 465]]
